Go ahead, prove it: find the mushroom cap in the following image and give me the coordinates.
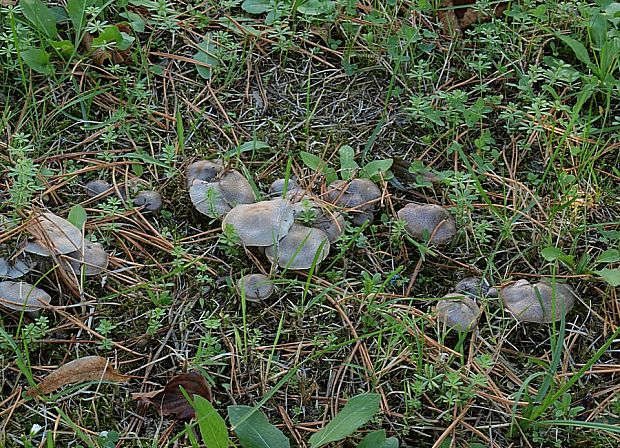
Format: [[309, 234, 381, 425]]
[[85, 180, 112, 198], [186, 160, 224, 188], [269, 178, 305, 201], [500, 279, 576, 323], [236, 274, 274, 302], [326, 179, 381, 210], [397, 203, 457, 245], [60, 242, 109, 277], [189, 170, 256, 218], [0, 258, 30, 279], [0, 281, 51, 312], [435, 292, 481, 332], [265, 224, 330, 270], [133, 190, 162, 211], [222, 199, 295, 247], [25, 212, 83, 256], [455, 277, 490, 298], [312, 211, 346, 243]]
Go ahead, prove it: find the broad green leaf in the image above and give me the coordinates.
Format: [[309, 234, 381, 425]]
[[297, 0, 335, 16], [195, 396, 229, 448], [556, 34, 593, 68], [541, 247, 565, 261], [594, 268, 620, 287], [226, 140, 270, 157], [241, 0, 272, 14], [384, 437, 399, 448], [589, 12, 608, 49], [51, 40, 75, 58], [309, 394, 381, 448], [597, 249, 620, 264], [20, 0, 58, 38], [300, 151, 326, 172], [68, 204, 87, 229], [92, 25, 122, 48], [66, 0, 94, 37], [21, 48, 53, 75], [358, 430, 386, 448], [120, 11, 146, 33], [339, 145, 358, 180], [193, 36, 219, 80], [228, 405, 290, 448], [360, 159, 393, 181]]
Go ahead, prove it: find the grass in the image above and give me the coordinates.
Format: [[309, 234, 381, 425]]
[[1, 0, 620, 447]]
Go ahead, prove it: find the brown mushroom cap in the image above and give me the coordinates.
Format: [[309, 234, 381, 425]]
[[60, 242, 109, 277], [25, 212, 83, 256], [397, 203, 457, 245], [236, 274, 274, 302], [435, 292, 481, 332], [186, 160, 224, 188], [0, 281, 51, 312], [265, 224, 330, 270], [189, 170, 256, 218], [326, 179, 381, 209], [133, 190, 163, 211], [500, 279, 576, 323], [222, 199, 295, 247]]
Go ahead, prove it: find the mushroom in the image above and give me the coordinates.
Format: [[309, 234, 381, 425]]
[[190, 170, 256, 218], [269, 178, 304, 201], [85, 180, 112, 198], [60, 242, 109, 277], [265, 224, 330, 270], [236, 274, 274, 302], [397, 203, 457, 245], [435, 292, 481, 332], [312, 210, 346, 243], [455, 277, 490, 298], [0, 281, 51, 312], [500, 279, 576, 323], [133, 190, 162, 211], [186, 160, 224, 188], [222, 199, 295, 247], [326, 179, 381, 225], [24, 212, 83, 256], [0, 258, 31, 279]]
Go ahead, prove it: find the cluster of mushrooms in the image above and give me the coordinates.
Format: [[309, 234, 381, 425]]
[[187, 158, 578, 330], [0, 157, 579, 334], [0, 212, 111, 312]]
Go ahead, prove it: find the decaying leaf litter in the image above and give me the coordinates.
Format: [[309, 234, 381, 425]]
[[1, 0, 620, 447]]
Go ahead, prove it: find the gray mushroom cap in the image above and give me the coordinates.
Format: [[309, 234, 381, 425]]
[[237, 274, 274, 302], [85, 180, 112, 198], [500, 279, 576, 323], [265, 224, 330, 270], [397, 203, 457, 245], [269, 178, 305, 201], [222, 199, 295, 247], [455, 277, 490, 298], [190, 170, 256, 218], [435, 292, 481, 332], [0, 281, 51, 312], [25, 212, 83, 256], [60, 242, 109, 277], [312, 211, 346, 243], [186, 160, 224, 188], [133, 190, 162, 211], [326, 179, 382, 209], [0, 258, 30, 279]]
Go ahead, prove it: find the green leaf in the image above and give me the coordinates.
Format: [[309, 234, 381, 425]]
[[19, 0, 58, 38], [541, 247, 565, 261], [241, 0, 272, 14], [360, 159, 393, 181], [120, 11, 146, 33], [383, 437, 399, 448], [51, 39, 75, 58], [309, 394, 381, 448], [193, 35, 219, 80], [228, 405, 290, 448], [21, 48, 53, 75], [358, 430, 386, 448], [597, 249, 620, 264], [339, 145, 358, 180], [594, 268, 620, 287], [589, 12, 608, 48], [556, 34, 593, 68], [68, 204, 87, 229], [300, 152, 337, 183], [297, 0, 335, 16], [195, 396, 229, 448], [226, 140, 270, 157], [66, 0, 94, 37]]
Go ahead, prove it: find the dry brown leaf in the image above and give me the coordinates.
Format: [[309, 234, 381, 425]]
[[132, 372, 212, 420], [27, 356, 129, 397]]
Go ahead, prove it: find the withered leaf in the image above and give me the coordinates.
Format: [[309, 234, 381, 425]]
[[27, 355, 129, 397], [132, 372, 212, 420]]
